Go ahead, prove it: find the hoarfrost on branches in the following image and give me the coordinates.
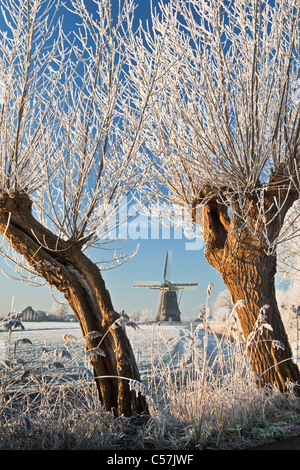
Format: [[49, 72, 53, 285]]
[[0, 0, 159, 280], [132, 0, 300, 250]]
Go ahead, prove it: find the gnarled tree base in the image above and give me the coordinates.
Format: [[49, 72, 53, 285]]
[[0, 192, 148, 417], [202, 192, 300, 394]]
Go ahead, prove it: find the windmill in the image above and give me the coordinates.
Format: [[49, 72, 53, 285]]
[[133, 251, 198, 322]]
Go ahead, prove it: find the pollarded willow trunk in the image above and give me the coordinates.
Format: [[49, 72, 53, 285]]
[[221, 237, 299, 390], [0, 192, 148, 417], [202, 191, 300, 393]]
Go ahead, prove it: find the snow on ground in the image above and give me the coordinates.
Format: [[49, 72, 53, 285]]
[[126, 323, 219, 376], [0, 321, 81, 350], [0, 321, 219, 377]]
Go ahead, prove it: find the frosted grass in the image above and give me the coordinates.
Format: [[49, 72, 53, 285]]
[[1, 318, 300, 450]]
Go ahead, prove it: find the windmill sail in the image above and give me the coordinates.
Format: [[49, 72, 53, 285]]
[[163, 251, 172, 282]]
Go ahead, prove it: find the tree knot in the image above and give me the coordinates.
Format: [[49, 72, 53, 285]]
[[0, 191, 32, 215]]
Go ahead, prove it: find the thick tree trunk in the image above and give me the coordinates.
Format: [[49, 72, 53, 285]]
[[220, 240, 299, 391], [202, 193, 300, 393], [0, 192, 148, 417]]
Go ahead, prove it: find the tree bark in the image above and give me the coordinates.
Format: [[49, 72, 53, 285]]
[[202, 190, 300, 393], [0, 192, 148, 417]]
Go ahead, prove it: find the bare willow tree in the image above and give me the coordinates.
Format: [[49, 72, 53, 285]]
[[133, 0, 300, 392], [0, 0, 156, 416]]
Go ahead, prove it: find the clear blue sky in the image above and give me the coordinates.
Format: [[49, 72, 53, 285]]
[[0, 0, 225, 320]]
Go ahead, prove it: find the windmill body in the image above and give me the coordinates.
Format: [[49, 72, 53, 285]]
[[133, 252, 198, 322], [156, 281, 182, 321]]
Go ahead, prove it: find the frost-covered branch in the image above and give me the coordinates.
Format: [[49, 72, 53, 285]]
[[0, 0, 159, 277], [135, 0, 300, 248]]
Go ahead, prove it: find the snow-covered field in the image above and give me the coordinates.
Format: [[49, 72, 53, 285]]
[[125, 322, 219, 376], [0, 321, 82, 350], [0, 321, 219, 377]]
